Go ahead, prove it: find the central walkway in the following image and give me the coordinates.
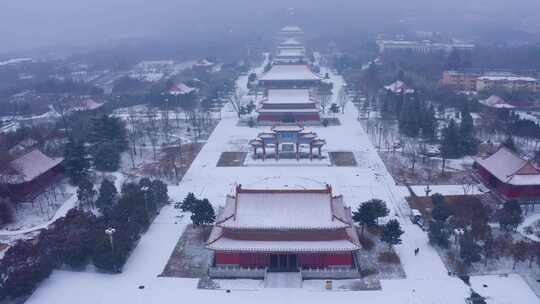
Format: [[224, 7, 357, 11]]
[[26, 66, 537, 303], [265, 272, 303, 288]]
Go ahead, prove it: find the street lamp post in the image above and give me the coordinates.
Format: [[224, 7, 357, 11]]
[[378, 123, 383, 151], [105, 227, 117, 272], [141, 186, 150, 223], [105, 227, 116, 252]]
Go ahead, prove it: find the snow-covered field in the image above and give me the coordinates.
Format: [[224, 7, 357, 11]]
[[519, 212, 540, 242], [25, 70, 539, 304]]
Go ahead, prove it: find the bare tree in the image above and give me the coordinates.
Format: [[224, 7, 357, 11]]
[[337, 86, 348, 113], [146, 107, 160, 161], [227, 88, 246, 118], [160, 100, 171, 143], [404, 138, 420, 174], [126, 107, 141, 168], [461, 171, 476, 195]]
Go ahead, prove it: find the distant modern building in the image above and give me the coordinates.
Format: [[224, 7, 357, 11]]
[[376, 39, 474, 54], [256, 89, 320, 122], [442, 70, 482, 91], [476, 75, 540, 92], [207, 185, 361, 279], [258, 64, 323, 89], [475, 147, 540, 203]]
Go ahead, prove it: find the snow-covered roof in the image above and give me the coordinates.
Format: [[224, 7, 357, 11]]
[[280, 38, 303, 46], [259, 65, 322, 81], [216, 186, 351, 230], [0, 58, 32, 66], [277, 49, 305, 58], [194, 59, 214, 66], [7, 149, 63, 182], [281, 25, 303, 33], [271, 125, 304, 132], [168, 82, 197, 95], [207, 237, 359, 253], [70, 99, 104, 112], [257, 108, 320, 113], [476, 147, 540, 186], [478, 76, 538, 82], [479, 95, 515, 109], [265, 89, 313, 104], [384, 80, 415, 94]]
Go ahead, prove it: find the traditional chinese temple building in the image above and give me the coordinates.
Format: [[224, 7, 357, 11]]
[[258, 64, 323, 89], [274, 38, 306, 64], [207, 185, 361, 279], [257, 89, 320, 122], [277, 25, 305, 42], [249, 125, 326, 160], [475, 147, 540, 203], [0, 149, 63, 201]]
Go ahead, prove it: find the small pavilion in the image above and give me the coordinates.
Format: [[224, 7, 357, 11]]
[[249, 125, 326, 161]]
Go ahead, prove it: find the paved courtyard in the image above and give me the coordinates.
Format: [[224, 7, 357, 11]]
[[25, 69, 539, 304]]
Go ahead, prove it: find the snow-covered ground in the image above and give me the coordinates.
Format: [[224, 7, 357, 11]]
[[470, 274, 540, 304], [519, 212, 540, 242], [398, 184, 489, 197], [0, 185, 77, 237], [25, 68, 538, 304]]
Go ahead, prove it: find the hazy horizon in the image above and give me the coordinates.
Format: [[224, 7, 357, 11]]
[[1, 0, 540, 55]]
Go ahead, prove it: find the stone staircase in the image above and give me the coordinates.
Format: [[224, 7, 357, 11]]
[[264, 272, 303, 288]]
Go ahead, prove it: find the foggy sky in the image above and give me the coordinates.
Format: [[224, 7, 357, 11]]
[[1, 0, 540, 54]]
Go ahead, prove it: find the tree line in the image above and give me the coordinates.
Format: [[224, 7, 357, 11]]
[[0, 177, 168, 300], [426, 193, 540, 274]]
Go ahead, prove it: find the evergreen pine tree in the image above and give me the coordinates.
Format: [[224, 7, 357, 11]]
[[177, 193, 198, 212], [89, 115, 128, 172], [353, 203, 376, 236], [95, 179, 117, 213], [77, 177, 96, 208], [420, 104, 437, 140], [496, 200, 523, 231], [428, 220, 450, 248], [0, 240, 53, 298], [398, 99, 420, 137], [93, 142, 121, 171], [381, 219, 404, 250], [63, 137, 90, 185], [371, 199, 389, 225], [459, 110, 477, 155], [191, 198, 215, 226], [460, 230, 480, 265], [440, 119, 460, 158]]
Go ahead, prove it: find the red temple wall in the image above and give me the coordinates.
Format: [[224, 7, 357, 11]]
[[7, 166, 62, 200], [257, 114, 320, 122], [298, 253, 352, 267], [215, 252, 353, 268], [476, 165, 540, 200]]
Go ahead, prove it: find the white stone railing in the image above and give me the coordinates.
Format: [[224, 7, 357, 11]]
[[301, 266, 360, 279], [208, 265, 267, 279]]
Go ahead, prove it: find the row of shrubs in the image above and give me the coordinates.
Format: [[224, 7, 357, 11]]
[[0, 178, 168, 300]]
